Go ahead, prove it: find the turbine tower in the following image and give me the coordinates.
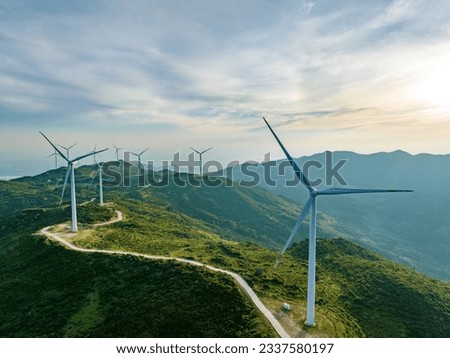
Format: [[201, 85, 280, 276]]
[[89, 162, 106, 206], [40, 132, 108, 232], [131, 147, 149, 171], [263, 117, 413, 327], [92, 143, 101, 165], [189, 146, 212, 176], [47, 149, 60, 169], [113, 144, 124, 161], [58, 142, 77, 160]]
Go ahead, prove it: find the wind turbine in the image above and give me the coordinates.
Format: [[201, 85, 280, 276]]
[[92, 144, 100, 165], [189, 146, 212, 176], [88, 162, 106, 206], [263, 117, 413, 327], [47, 149, 60, 169], [40, 132, 108, 232], [113, 144, 124, 161], [131, 147, 149, 170], [58, 142, 77, 160]]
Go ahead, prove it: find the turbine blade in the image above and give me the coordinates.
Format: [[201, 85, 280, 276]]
[[200, 147, 213, 154], [72, 148, 108, 163], [68, 143, 77, 150], [318, 187, 414, 195], [262, 117, 313, 192], [139, 147, 149, 156], [138, 184, 151, 191], [88, 169, 100, 188], [189, 146, 201, 155], [47, 151, 61, 158], [39, 132, 69, 162], [275, 197, 312, 268], [59, 165, 71, 206]]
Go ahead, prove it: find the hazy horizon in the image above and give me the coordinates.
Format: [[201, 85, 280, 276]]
[[2, 148, 449, 178]]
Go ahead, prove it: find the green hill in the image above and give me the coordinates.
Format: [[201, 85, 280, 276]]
[[0, 207, 275, 338], [291, 239, 450, 337], [70, 198, 449, 337], [220, 151, 450, 280], [0, 167, 449, 337]]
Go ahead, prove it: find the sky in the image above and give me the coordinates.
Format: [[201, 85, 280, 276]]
[[1, 0, 450, 176]]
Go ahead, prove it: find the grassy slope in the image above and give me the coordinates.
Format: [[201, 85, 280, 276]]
[[0, 207, 276, 338], [72, 196, 450, 338], [127, 173, 352, 248], [1, 169, 351, 249], [291, 239, 450, 337], [223, 151, 450, 280], [1, 169, 449, 337]]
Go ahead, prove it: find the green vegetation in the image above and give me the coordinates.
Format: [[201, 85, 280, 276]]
[[137, 173, 352, 248], [225, 150, 450, 280], [0, 208, 276, 338], [291, 239, 450, 337], [69, 193, 450, 337], [1, 167, 449, 337]]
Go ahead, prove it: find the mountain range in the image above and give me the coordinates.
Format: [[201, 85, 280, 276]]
[[0, 161, 449, 337], [216, 150, 450, 281]]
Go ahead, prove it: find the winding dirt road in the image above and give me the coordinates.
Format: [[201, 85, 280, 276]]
[[39, 210, 290, 338]]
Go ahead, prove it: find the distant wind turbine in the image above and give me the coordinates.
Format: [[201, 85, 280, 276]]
[[92, 143, 104, 165], [189, 146, 212, 176], [113, 144, 124, 161], [58, 142, 77, 160], [47, 149, 60, 169], [88, 163, 106, 206], [40, 132, 108, 232], [131, 147, 149, 170], [263, 117, 413, 327]]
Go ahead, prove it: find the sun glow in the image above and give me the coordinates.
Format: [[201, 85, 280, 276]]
[[413, 60, 450, 112]]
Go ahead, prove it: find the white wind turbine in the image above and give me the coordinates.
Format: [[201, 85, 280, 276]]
[[40, 132, 108, 232], [92, 143, 101, 165], [189, 146, 212, 176], [58, 142, 77, 160], [113, 144, 124, 161], [47, 149, 60, 169], [263, 117, 413, 327], [131, 147, 149, 171], [88, 162, 106, 206]]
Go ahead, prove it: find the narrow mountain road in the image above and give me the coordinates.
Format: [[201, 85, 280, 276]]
[[92, 210, 123, 227], [39, 210, 290, 338]]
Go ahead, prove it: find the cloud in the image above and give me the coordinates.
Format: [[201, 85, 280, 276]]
[[1, 0, 450, 175]]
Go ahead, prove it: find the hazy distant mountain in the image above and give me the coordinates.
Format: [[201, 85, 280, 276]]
[[216, 150, 450, 280]]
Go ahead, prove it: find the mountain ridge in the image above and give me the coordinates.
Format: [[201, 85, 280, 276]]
[[215, 150, 450, 280], [1, 167, 449, 337]]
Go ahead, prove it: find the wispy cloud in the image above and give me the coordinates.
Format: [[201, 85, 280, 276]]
[[1, 0, 450, 175]]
